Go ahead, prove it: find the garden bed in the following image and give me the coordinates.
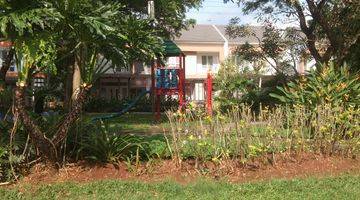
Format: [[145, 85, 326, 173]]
[[15, 153, 360, 186]]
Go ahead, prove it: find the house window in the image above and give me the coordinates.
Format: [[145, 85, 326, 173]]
[[134, 61, 144, 73], [100, 88, 106, 98], [201, 56, 213, 69], [166, 57, 180, 68], [234, 55, 242, 66], [122, 88, 128, 99], [33, 78, 45, 87], [115, 89, 119, 100], [194, 82, 204, 101]]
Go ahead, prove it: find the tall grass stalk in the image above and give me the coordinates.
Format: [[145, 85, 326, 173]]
[[166, 104, 360, 166]]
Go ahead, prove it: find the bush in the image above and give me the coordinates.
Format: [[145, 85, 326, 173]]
[[84, 97, 126, 113], [77, 121, 146, 163], [144, 135, 171, 159], [214, 59, 288, 113], [270, 62, 360, 108], [214, 59, 258, 111], [0, 120, 31, 182], [72, 119, 172, 163]]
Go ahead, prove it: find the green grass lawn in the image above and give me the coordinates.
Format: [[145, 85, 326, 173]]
[[2, 175, 360, 200], [85, 112, 170, 134]]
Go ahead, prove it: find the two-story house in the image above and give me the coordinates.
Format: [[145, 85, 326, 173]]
[[97, 24, 312, 102]]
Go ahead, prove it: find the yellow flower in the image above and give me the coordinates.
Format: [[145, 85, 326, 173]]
[[188, 135, 195, 141], [319, 126, 327, 132], [204, 130, 208, 135], [205, 116, 212, 123], [311, 120, 317, 126], [239, 120, 246, 128]]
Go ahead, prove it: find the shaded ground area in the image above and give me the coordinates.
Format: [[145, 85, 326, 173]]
[[16, 154, 360, 185], [2, 175, 360, 199]]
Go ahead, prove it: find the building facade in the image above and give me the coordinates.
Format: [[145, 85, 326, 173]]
[[1, 25, 312, 103], [96, 25, 311, 102]]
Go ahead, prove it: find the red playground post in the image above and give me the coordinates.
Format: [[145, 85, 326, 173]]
[[206, 71, 213, 116]]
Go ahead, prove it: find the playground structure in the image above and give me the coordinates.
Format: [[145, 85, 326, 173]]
[[152, 40, 186, 120], [94, 40, 213, 122], [151, 40, 213, 120]]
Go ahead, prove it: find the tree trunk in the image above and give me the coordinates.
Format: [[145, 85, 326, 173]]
[[14, 86, 57, 161], [0, 48, 15, 90], [64, 64, 74, 110], [52, 85, 91, 146], [72, 58, 81, 102], [14, 85, 91, 163]]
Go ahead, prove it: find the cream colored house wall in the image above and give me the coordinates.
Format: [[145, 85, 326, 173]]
[[176, 42, 226, 61], [175, 42, 224, 79], [174, 42, 225, 100]]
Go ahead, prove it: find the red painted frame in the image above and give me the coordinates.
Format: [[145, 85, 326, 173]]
[[152, 54, 186, 120]]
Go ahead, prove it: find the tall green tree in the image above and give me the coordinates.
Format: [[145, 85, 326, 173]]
[[225, 0, 360, 68], [120, 0, 203, 37], [0, 0, 202, 164], [226, 21, 307, 77]]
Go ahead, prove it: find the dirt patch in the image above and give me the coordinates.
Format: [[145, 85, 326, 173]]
[[14, 154, 360, 186]]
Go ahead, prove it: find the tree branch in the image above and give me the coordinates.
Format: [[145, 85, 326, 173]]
[[14, 86, 57, 162], [52, 85, 91, 147], [292, 0, 324, 63], [306, 0, 341, 53]]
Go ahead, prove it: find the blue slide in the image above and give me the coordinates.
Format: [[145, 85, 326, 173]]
[[92, 89, 150, 122]]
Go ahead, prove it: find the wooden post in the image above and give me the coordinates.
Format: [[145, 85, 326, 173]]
[[182, 54, 186, 103], [206, 71, 213, 116], [151, 60, 156, 120], [156, 94, 161, 120], [178, 55, 184, 107]]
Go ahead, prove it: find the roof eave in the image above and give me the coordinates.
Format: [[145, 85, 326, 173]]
[[174, 41, 225, 44]]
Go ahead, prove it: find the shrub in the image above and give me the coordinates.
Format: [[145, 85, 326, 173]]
[[77, 121, 146, 163], [84, 97, 126, 113], [270, 62, 360, 108], [144, 135, 171, 159], [214, 59, 258, 111], [214, 59, 289, 113], [0, 121, 31, 182]]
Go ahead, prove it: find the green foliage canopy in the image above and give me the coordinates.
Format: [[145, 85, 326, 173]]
[[226, 21, 307, 76], [225, 0, 360, 68]]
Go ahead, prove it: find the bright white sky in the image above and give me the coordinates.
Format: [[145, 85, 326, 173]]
[[186, 0, 260, 25]]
